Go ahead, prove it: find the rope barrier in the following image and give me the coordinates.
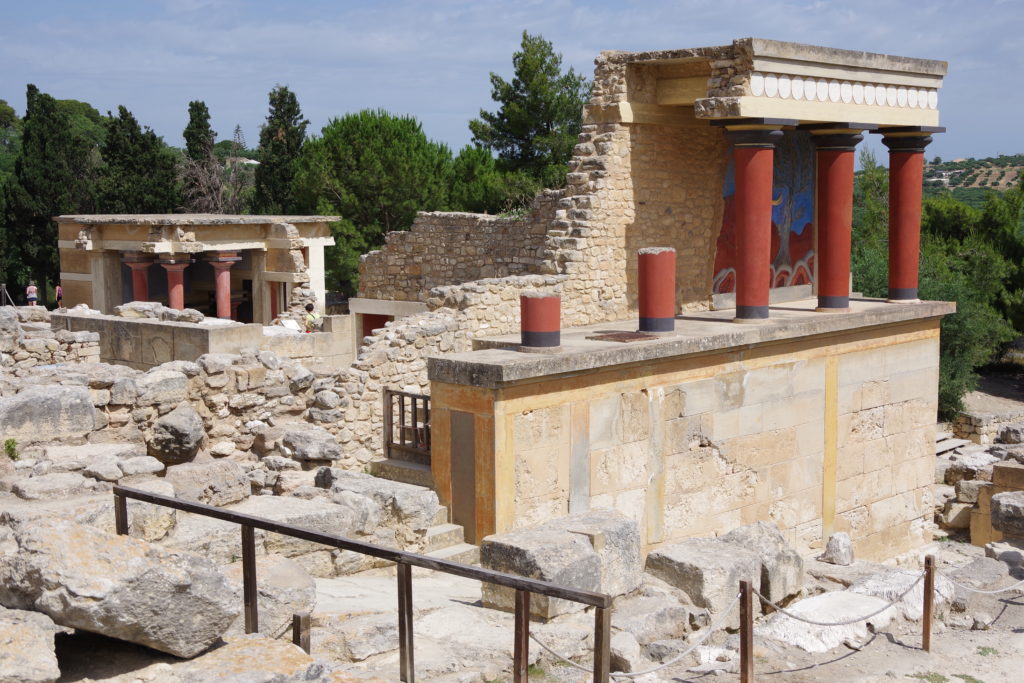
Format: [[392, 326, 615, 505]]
[[528, 593, 742, 678], [752, 571, 925, 627], [936, 571, 1024, 596]]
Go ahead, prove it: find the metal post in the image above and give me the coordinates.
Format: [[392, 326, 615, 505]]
[[740, 580, 753, 683], [513, 589, 530, 682], [923, 555, 935, 652], [241, 525, 258, 634], [383, 389, 393, 460], [399, 393, 407, 446], [114, 493, 129, 535], [397, 562, 415, 682], [594, 605, 611, 683], [292, 612, 311, 653]]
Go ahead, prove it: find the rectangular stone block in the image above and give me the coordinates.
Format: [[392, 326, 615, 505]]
[[993, 462, 1024, 489], [970, 509, 1003, 547]]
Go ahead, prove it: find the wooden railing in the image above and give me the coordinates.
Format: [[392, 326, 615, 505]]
[[113, 485, 612, 682], [383, 388, 431, 465]]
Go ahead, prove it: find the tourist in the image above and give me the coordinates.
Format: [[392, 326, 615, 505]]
[[25, 281, 38, 306], [304, 303, 322, 333], [55, 284, 63, 309]]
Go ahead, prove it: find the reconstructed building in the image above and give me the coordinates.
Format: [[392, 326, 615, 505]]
[[359, 38, 952, 561], [57, 215, 337, 323]]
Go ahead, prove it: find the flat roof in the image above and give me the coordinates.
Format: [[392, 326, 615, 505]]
[[427, 298, 956, 388]]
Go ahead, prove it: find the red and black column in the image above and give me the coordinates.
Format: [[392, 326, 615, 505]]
[[638, 247, 676, 332], [520, 293, 560, 348], [805, 124, 872, 311], [715, 120, 794, 321], [876, 127, 943, 302]]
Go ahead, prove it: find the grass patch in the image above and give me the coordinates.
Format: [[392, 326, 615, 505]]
[[3, 438, 17, 461], [953, 674, 985, 683], [977, 646, 999, 656], [909, 674, 949, 683], [527, 664, 545, 677]]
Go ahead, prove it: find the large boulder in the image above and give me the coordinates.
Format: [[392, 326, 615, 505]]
[[849, 568, 954, 622], [280, 426, 342, 462], [0, 386, 95, 443], [222, 554, 316, 637], [543, 509, 642, 598], [645, 538, 761, 625], [12, 472, 95, 501], [165, 461, 250, 507], [991, 491, 1024, 536], [0, 514, 239, 658], [147, 403, 205, 464], [721, 522, 803, 605], [0, 605, 68, 683], [165, 635, 326, 682], [0, 307, 23, 353], [756, 591, 896, 653], [481, 527, 600, 619], [316, 468, 439, 532]]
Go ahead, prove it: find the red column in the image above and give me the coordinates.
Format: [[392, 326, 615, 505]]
[[206, 252, 241, 319], [810, 130, 864, 310], [269, 283, 279, 319], [520, 294, 560, 348], [882, 132, 935, 301], [159, 260, 192, 311], [123, 258, 153, 302], [638, 247, 676, 332], [727, 128, 783, 320]]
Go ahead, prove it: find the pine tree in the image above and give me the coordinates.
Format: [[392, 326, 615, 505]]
[[96, 105, 179, 213], [5, 84, 96, 299], [291, 110, 451, 293], [253, 85, 308, 214], [469, 31, 590, 189]]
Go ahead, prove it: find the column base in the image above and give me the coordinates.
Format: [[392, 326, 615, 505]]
[[639, 317, 675, 332], [734, 305, 769, 322], [815, 306, 852, 313], [518, 345, 562, 355], [732, 316, 771, 324], [886, 298, 922, 304]]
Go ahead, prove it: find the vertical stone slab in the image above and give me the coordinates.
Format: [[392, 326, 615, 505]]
[[822, 355, 839, 539], [450, 410, 476, 541], [569, 402, 590, 514]]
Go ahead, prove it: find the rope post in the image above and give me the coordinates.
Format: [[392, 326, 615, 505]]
[[923, 554, 935, 652], [513, 589, 530, 683], [740, 581, 753, 683]]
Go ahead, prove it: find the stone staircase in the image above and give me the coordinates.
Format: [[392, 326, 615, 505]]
[[423, 504, 479, 565]]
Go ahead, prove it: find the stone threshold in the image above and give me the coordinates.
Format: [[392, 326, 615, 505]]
[[427, 297, 955, 388]]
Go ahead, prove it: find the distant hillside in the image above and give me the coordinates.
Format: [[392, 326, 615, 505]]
[[922, 153, 1023, 207]]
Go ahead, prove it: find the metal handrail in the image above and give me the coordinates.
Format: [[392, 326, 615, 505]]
[[113, 485, 611, 682]]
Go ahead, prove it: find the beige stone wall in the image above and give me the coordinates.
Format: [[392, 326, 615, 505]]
[[495, 323, 938, 561]]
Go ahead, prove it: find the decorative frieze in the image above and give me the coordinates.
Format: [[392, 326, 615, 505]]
[[749, 72, 938, 110]]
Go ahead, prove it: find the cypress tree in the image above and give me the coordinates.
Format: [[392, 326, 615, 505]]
[[180, 100, 222, 212], [253, 85, 308, 214], [97, 105, 179, 213]]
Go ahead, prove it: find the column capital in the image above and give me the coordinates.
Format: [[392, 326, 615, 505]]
[[121, 252, 155, 266], [874, 125, 944, 153], [712, 118, 796, 148], [159, 260, 193, 273], [800, 123, 875, 151], [205, 251, 242, 264]]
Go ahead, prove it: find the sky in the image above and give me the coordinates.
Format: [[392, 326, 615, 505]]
[[1, 0, 1022, 165]]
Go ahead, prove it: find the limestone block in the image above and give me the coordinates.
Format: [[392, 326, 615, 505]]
[[998, 423, 1024, 444], [227, 495, 364, 559], [756, 592, 895, 653], [816, 532, 855, 566], [281, 426, 341, 462], [543, 508, 642, 597], [158, 635, 322, 682], [955, 479, 989, 504], [147, 403, 204, 464], [0, 514, 238, 658], [0, 386, 94, 443], [165, 461, 250, 507], [0, 605, 68, 683], [645, 538, 760, 622], [850, 568, 953, 621], [984, 539, 1024, 567], [481, 527, 600, 619], [134, 369, 188, 405], [316, 468, 439, 531], [991, 491, 1024, 536], [83, 454, 123, 482], [222, 554, 315, 637], [12, 472, 93, 500], [721, 521, 804, 604], [119, 455, 165, 476], [610, 631, 645, 673], [993, 462, 1024, 489]]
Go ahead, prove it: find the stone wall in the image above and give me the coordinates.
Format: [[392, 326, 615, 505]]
[[0, 307, 100, 376], [430, 319, 940, 561], [953, 410, 1024, 445]]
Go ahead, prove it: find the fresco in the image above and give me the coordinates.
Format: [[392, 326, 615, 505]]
[[712, 131, 815, 293]]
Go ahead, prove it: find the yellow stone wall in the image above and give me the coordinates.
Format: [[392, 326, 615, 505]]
[[432, 319, 939, 561]]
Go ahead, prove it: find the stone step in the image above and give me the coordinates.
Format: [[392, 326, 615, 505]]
[[425, 542, 480, 566], [369, 458, 432, 488], [425, 523, 465, 552], [431, 505, 449, 527], [936, 431, 954, 442], [936, 438, 971, 455]]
